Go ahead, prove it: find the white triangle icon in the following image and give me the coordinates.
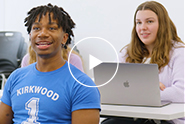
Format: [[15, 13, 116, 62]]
[[89, 54, 102, 70]]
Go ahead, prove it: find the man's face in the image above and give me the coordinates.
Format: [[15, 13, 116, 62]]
[[29, 12, 68, 59]]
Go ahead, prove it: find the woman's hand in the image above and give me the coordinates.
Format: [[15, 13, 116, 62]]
[[159, 82, 166, 91]]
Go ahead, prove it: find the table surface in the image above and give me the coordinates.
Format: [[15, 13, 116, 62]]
[[100, 103, 185, 120], [0, 90, 184, 121]]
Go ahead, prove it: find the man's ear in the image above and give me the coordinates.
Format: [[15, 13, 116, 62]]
[[61, 33, 69, 45]]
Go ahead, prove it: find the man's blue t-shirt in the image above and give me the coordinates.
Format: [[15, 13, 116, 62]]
[[1, 62, 101, 123]]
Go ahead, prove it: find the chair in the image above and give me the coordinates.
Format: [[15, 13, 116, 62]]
[[0, 73, 6, 99], [0, 31, 28, 78], [0, 73, 6, 90]]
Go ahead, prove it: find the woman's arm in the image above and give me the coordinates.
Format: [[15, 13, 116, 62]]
[[160, 47, 185, 102]]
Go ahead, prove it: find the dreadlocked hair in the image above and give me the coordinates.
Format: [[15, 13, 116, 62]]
[[24, 3, 76, 48], [25, 3, 82, 64]]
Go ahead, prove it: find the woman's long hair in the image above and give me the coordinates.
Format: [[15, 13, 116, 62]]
[[123, 1, 184, 71]]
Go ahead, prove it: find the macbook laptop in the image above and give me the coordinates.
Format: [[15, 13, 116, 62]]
[[93, 62, 171, 107]]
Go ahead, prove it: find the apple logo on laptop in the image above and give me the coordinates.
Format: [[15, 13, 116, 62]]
[[123, 81, 129, 87]]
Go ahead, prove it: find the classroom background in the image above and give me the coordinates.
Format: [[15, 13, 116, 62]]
[[0, 0, 184, 77]]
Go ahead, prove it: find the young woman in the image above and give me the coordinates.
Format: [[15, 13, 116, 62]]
[[102, 1, 184, 124]]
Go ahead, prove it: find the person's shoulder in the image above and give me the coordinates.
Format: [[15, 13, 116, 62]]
[[119, 45, 128, 63], [21, 53, 29, 67], [74, 72, 96, 87], [169, 42, 185, 62], [69, 53, 82, 63], [172, 42, 185, 53], [68, 53, 84, 72], [70, 52, 80, 58], [12, 63, 35, 76], [67, 62, 84, 76], [23, 53, 29, 59], [173, 41, 185, 48], [120, 45, 128, 52], [66, 62, 95, 86], [7, 63, 35, 82]]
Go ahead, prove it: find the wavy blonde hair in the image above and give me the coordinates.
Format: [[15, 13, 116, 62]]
[[122, 1, 184, 71]]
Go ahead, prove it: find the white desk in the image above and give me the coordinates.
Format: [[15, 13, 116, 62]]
[[100, 103, 185, 120]]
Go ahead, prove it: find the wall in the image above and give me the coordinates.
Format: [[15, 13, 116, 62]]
[[0, 0, 184, 77]]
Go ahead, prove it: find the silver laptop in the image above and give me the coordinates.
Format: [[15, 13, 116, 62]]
[[93, 62, 171, 107]]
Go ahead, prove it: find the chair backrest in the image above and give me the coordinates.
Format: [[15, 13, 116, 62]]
[[0, 74, 6, 90], [0, 31, 28, 77]]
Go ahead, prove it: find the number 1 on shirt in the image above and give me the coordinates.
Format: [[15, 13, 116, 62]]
[[22, 97, 40, 124]]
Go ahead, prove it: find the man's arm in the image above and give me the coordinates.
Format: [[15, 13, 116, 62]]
[[72, 109, 100, 124], [0, 102, 13, 124]]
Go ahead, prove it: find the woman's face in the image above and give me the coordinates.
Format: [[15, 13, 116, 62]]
[[135, 10, 159, 50]]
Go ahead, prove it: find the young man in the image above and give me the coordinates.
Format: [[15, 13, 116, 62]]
[[0, 3, 100, 124]]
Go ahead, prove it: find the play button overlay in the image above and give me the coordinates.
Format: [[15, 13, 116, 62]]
[[89, 54, 102, 70], [68, 37, 119, 87]]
